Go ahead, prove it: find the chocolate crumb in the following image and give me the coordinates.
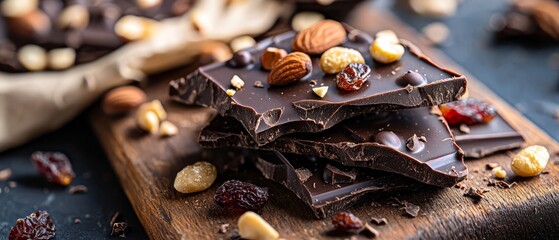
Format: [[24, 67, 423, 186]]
[[464, 187, 485, 201], [0, 168, 12, 181], [111, 222, 128, 237], [361, 223, 380, 238], [74, 218, 81, 224], [68, 185, 88, 194], [253, 81, 264, 88], [489, 179, 517, 189], [218, 223, 230, 234], [8, 181, 17, 188], [402, 201, 420, 218], [309, 79, 318, 87], [454, 182, 463, 189], [486, 163, 499, 170], [542, 171, 550, 175], [371, 217, 388, 225], [227, 229, 241, 240], [459, 124, 470, 134], [295, 168, 313, 183], [109, 212, 120, 227], [406, 134, 425, 152]]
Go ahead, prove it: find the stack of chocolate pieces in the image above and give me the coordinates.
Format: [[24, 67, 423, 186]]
[[170, 20, 524, 218]]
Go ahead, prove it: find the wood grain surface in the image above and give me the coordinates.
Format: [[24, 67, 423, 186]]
[[90, 8, 559, 240]]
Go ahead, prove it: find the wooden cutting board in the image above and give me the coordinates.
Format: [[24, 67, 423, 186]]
[[90, 8, 559, 239]]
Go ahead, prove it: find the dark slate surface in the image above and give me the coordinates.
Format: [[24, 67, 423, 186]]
[[0, 114, 148, 240], [1, 0, 558, 239]]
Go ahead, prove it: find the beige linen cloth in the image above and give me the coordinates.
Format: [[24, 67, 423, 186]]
[[0, 0, 288, 151]]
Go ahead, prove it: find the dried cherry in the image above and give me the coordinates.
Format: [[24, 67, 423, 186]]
[[9, 211, 55, 240], [31, 151, 75, 186], [439, 98, 496, 126], [335, 63, 371, 91], [214, 180, 269, 211], [331, 211, 363, 232]]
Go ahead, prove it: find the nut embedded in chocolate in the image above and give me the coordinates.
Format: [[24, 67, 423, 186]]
[[373, 131, 402, 149]]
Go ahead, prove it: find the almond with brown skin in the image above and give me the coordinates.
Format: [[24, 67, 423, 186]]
[[292, 19, 346, 55], [102, 86, 147, 115], [260, 47, 287, 70], [267, 52, 312, 86]]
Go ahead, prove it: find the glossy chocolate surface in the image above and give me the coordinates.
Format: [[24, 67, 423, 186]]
[[200, 107, 467, 187], [255, 151, 423, 219], [170, 28, 467, 145], [452, 112, 524, 158]]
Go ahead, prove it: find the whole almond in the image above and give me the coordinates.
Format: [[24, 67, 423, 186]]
[[292, 19, 346, 55], [260, 47, 287, 71], [102, 86, 147, 115], [268, 52, 312, 86]]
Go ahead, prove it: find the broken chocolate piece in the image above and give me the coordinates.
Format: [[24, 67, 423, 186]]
[[451, 112, 524, 158], [295, 168, 313, 183], [171, 27, 467, 145], [323, 164, 357, 184], [406, 134, 425, 152], [463, 187, 485, 202], [254, 151, 423, 218], [201, 107, 466, 187]]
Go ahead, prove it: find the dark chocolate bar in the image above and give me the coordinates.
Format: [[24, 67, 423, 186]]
[[451, 113, 524, 158], [255, 151, 423, 219], [200, 107, 467, 187], [170, 28, 467, 145]]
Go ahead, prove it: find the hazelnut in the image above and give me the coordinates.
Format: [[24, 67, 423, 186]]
[[1, 0, 38, 18], [159, 121, 178, 137], [17, 44, 47, 71], [238, 211, 280, 240], [230, 75, 245, 90], [114, 15, 159, 41], [136, 110, 159, 134], [48, 48, 76, 70], [291, 11, 325, 32], [226, 89, 236, 97], [370, 37, 405, 64], [511, 145, 549, 177], [230, 36, 256, 53], [312, 86, 329, 98], [320, 47, 365, 74], [375, 29, 399, 44], [58, 5, 90, 30], [136, 0, 162, 10]]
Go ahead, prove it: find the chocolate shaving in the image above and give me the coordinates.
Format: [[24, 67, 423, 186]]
[[488, 179, 517, 189], [370, 217, 388, 225], [295, 168, 313, 183], [253, 81, 264, 88], [459, 124, 471, 134], [323, 164, 357, 184], [0, 168, 12, 181], [464, 187, 485, 202], [402, 201, 420, 218], [68, 185, 88, 194], [361, 223, 380, 238]]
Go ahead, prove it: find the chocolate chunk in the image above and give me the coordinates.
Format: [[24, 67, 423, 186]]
[[323, 164, 357, 184], [396, 70, 427, 87], [295, 168, 313, 183], [254, 151, 423, 218], [451, 112, 524, 158], [402, 202, 420, 218], [171, 26, 467, 145], [373, 131, 401, 149], [200, 107, 467, 187], [229, 50, 254, 68], [406, 134, 425, 152]]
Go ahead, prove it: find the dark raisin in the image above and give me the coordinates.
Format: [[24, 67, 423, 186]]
[[31, 151, 75, 186], [9, 211, 56, 240], [331, 211, 363, 232], [439, 98, 496, 126], [335, 63, 371, 91], [214, 180, 269, 211]]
